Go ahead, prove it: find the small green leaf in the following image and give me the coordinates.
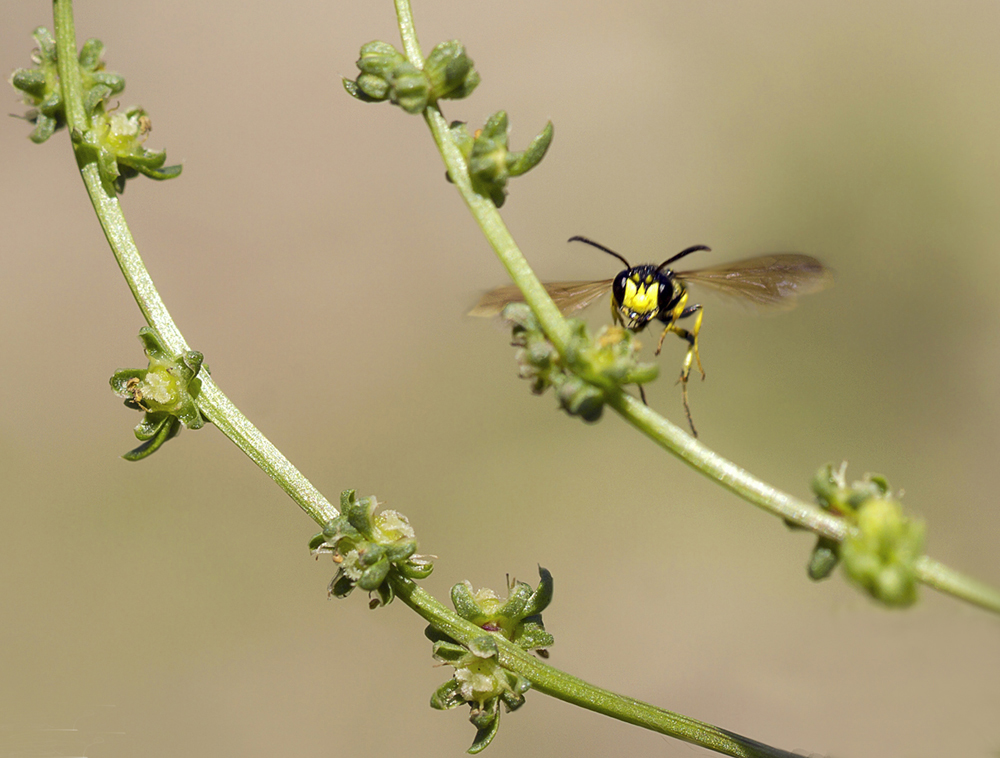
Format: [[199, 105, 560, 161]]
[[468, 703, 501, 754], [77, 38, 105, 70], [508, 121, 554, 177], [430, 680, 465, 710], [29, 114, 58, 144], [807, 537, 840, 580], [11, 69, 47, 97], [91, 71, 125, 95], [123, 415, 181, 461]]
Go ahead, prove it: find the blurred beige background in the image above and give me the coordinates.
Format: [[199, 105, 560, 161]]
[[3, 2, 999, 757]]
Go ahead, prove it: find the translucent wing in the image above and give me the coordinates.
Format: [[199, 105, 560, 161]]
[[469, 280, 614, 317], [676, 254, 831, 310]]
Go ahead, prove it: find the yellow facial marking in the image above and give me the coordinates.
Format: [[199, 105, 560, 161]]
[[622, 277, 659, 316]]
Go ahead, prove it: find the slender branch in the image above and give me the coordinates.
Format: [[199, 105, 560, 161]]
[[606, 393, 848, 537], [52, 0, 337, 525], [393, 0, 424, 67], [390, 576, 799, 758], [915, 555, 1000, 612], [391, 0, 1000, 617]]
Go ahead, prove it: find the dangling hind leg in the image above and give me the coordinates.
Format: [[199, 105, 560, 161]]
[[657, 305, 704, 436]]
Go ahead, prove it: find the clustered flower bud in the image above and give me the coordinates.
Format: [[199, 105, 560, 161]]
[[11, 27, 181, 192], [344, 39, 479, 114], [505, 304, 657, 422], [310, 490, 433, 608], [427, 569, 553, 752], [808, 463, 925, 607], [448, 111, 553, 207]]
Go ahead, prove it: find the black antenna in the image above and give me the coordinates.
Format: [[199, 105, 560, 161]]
[[657, 244, 711, 272], [567, 236, 631, 268]]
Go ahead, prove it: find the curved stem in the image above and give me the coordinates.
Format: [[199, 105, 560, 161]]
[[390, 576, 798, 758], [607, 392, 848, 537], [52, 0, 337, 525], [391, 0, 1000, 617]]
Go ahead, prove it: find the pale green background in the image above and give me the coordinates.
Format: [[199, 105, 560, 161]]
[[2, 2, 999, 757]]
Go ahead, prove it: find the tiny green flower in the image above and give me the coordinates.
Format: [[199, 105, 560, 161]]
[[842, 498, 925, 607], [311, 490, 433, 607], [504, 304, 657, 422], [11, 27, 179, 191], [109, 327, 206, 460], [808, 464, 924, 606], [449, 112, 553, 207], [426, 569, 552, 752], [10, 28, 64, 144], [344, 39, 479, 115], [423, 40, 480, 102], [82, 106, 182, 194]]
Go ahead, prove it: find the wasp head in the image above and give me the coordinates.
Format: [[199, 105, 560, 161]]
[[612, 265, 670, 330]]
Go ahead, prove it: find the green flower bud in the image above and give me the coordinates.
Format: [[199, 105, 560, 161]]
[[427, 571, 552, 752], [387, 61, 430, 114], [430, 630, 531, 753], [842, 498, 924, 607], [424, 41, 480, 101], [84, 107, 182, 193], [443, 569, 554, 652], [807, 536, 840, 580], [808, 465, 923, 605], [11, 28, 179, 190], [344, 39, 448, 114], [557, 376, 604, 422], [11, 29, 64, 144], [358, 557, 391, 591], [811, 462, 846, 511]]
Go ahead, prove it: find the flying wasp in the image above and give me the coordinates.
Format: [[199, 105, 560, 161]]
[[470, 236, 831, 435]]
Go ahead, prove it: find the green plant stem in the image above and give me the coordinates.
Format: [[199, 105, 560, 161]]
[[607, 392, 848, 536], [390, 575, 798, 758], [393, 0, 424, 66], [915, 555, 1000, 611], [391, 0, 1000, 617], [610, 393, 1000, 613], [422, 102, 573, 354], [52, 0, 337, 525]]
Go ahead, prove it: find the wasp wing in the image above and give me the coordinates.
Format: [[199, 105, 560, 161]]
[[676, 254, 831, 311], [469, 280, 615, 318]]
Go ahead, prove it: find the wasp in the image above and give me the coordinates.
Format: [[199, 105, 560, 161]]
[[471, 236, 831, 435]]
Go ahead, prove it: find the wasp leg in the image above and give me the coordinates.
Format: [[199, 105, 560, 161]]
[[654, 305, 704, 437], [611, 297, 624, 327]]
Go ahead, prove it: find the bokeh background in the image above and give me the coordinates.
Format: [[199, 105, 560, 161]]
[[3, 2, 999, 757]]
